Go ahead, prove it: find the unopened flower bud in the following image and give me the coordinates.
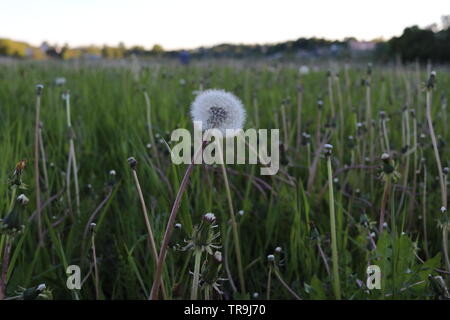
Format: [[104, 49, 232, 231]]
[[127, 157, 137, 170]]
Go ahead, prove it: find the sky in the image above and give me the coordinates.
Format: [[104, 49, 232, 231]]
[[0, 0, 449, 50]]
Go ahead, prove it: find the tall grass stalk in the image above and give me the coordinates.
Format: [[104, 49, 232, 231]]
[[34, 85, 43, 244], [91, 225, 99, 300], [425, 72, 449, 271], [128, 157, 167, 299], [217, 140, 246, 294], [325, 145, 341, 300], [64, 92, 80, 215], [143, 91, 160, 166]]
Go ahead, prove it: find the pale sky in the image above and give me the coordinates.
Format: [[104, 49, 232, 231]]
[[0, 0, 448, 50]]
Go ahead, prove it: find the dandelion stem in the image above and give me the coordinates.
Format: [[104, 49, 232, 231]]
[[91, 231, 99, 300], [38, 124, 49, 192], [131, 167, 167, 299], [426, 90, 447, 208], [143, 91, 160, 167], [65, 94, 80, 215], [149, 141, 206, 300], [190, 248, 202, 300], [426, 86, 449, 272], [273, 267, 302, 300], [34, 86, 43, 245], [266, 266, 272, 300], [0, 236, 11, 300], [217, 141, 246, 294], [379, 177, 391, 234], [327, 154, 341, 300]]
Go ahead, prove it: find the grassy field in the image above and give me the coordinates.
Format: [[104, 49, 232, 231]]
[[0, 59, 449, 300]]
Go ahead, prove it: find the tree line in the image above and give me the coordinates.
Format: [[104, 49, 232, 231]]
[[1, 24, 450, 63]]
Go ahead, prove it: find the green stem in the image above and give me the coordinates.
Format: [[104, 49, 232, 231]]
[[327, 155, 341, 300], [218, 142, 246, 294], [190, 249, 202, 300]]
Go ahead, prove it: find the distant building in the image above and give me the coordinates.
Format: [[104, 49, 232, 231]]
[[349, 40, 376, 52], [40, 42, 49, 54]]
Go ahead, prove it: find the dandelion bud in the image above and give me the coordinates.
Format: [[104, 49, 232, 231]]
[[348, 135, 355, 149], [127, 157, 137, 170], [35, 84, 44, 96], [214, 251, 222, 263], [61, 90, 70, 100], [443, 167, 449, 175], [267, 254, 275, 262], [201, 251, 223, 287], [90, 222, 96, 232], [22, 283, 48, 300], [381, 153, 395, 175], [367, 63, 372, 76], [302, 132, 311, 145], [379, 111, 386, 119], [17, 194, 29, 206], [203, 212, 216, 224], [426, 71, 436, 90], [37, 283, 46, 292], [324, 144, 333, 157], [317, 99, 324, 109]]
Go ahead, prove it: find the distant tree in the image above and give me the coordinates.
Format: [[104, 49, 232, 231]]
[[152, 44, 164, 55], [385, 25, 450, 63]]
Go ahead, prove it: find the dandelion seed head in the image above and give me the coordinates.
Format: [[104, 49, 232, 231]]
[[190, 89, 246, 137], [441, 206, 447, 213], [267, 254, 275, 262], [109, 170, 116, 176], [252, 292, 259, 298], [275, 246, 282, 254]]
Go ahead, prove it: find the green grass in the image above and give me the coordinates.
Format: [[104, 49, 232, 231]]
[[0, 59, 448, 300]]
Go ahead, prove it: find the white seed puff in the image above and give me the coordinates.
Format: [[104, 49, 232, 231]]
[[190, 89, 246, 137]]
